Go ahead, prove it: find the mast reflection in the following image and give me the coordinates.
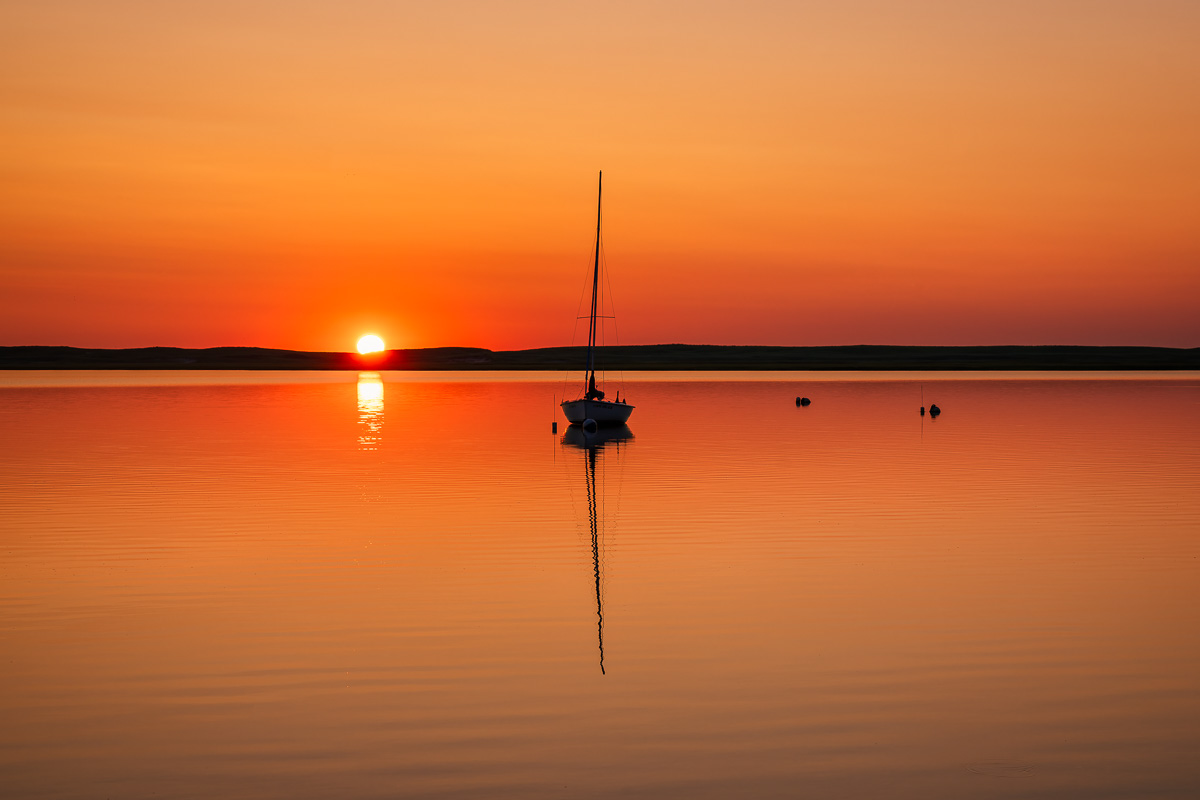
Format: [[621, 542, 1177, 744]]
[[357, 373, 384, 450], [562, 424, 633, 674]]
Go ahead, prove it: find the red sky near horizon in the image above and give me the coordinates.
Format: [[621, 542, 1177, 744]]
[[2, 1, 1198, 351]]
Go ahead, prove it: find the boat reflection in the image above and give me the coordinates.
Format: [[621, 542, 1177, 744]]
[[357, 373, 384, 450], [562, 424, 632, 674], [561, 423, 634, 450]]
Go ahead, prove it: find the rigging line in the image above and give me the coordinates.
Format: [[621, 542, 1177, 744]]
[[600, 228, 626, 393], [593, 199, 603, 381], [564, 224, 598, 394], [598, 233, 612, 384], [599, 238, 606, 343], [582, 174, 603, 391]]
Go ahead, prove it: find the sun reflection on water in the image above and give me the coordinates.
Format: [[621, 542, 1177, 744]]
[[357, 372, 384, 450]]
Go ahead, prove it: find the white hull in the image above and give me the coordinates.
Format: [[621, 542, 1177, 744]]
[[561, 399, 634, 425]]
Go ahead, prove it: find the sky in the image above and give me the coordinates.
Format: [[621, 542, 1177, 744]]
[[2, 0, 1198, 351]]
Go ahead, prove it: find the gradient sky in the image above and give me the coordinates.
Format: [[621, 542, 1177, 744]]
[[2, 0, 1198, 350]]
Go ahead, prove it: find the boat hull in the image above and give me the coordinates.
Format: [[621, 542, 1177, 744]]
[[561, 399, 634, 425]]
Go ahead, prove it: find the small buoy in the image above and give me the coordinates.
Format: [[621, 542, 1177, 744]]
[[582, 418, 598, 433], [795, 396, 802, 406], [929, 404, 941, 417], [800, 397, 811, 406], [551, 421, 557, 433], [920, 406, 925, 416]]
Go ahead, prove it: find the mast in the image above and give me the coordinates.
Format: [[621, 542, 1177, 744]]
[[585, 171, 602, 399]]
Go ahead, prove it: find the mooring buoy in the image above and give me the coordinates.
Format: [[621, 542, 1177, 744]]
[[920, 406, 925, 416], [929, 404, 941, 417], [582, 418, 598, 433], [800, 397, 811, 406]]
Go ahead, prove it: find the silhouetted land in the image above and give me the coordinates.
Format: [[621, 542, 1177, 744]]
[[2, 344, 1197, 370]]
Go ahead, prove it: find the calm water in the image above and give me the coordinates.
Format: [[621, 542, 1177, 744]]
[[2, 371, 1198, 799]]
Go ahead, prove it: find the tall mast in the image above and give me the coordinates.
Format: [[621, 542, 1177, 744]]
[[585, 171, 602, 397]]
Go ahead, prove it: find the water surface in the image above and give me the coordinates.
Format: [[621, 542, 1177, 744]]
[[2, 371, 1198, 798]]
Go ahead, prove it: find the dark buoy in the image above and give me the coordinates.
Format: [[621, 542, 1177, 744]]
[[552, 421, 558, 433], [799, 397, 811, 406], [929, 403, 941, 417], [582, 418, 598, 433], [920, 406, 925, 416], [795, 396, 802, 406]]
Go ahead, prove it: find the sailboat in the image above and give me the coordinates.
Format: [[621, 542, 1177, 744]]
[[561, 171, 635, 427]]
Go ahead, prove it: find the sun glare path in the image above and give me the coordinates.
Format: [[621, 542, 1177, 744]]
[[357, 334, 385, 354]]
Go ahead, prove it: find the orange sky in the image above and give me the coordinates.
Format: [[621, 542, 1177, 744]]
[[2, 1, 1198, 350]]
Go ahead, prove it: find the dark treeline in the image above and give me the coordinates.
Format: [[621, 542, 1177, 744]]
[[2, 344, 1198, 370]]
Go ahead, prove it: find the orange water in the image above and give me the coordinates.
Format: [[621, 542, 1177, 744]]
[[2, 372, 1198, 798]]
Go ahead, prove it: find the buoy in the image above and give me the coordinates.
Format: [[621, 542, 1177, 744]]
[[551, 421, 557, 433], [920, 406, 925, 416], [929, 404, 941, 417], [582, 418, 598, 433], [800, 397, 811, 406], [795, 396, 802, 406]]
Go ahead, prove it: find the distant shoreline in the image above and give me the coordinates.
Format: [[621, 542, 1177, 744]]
[[2, 344, 1197, 371]]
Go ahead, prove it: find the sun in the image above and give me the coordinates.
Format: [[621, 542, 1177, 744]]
[[357, 334, 385, 355]]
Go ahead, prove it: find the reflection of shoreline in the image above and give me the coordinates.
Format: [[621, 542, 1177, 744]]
[[357, 373, 384, 450]]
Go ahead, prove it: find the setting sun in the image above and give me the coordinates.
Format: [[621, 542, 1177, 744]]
[[357, 334, 385, 355]]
